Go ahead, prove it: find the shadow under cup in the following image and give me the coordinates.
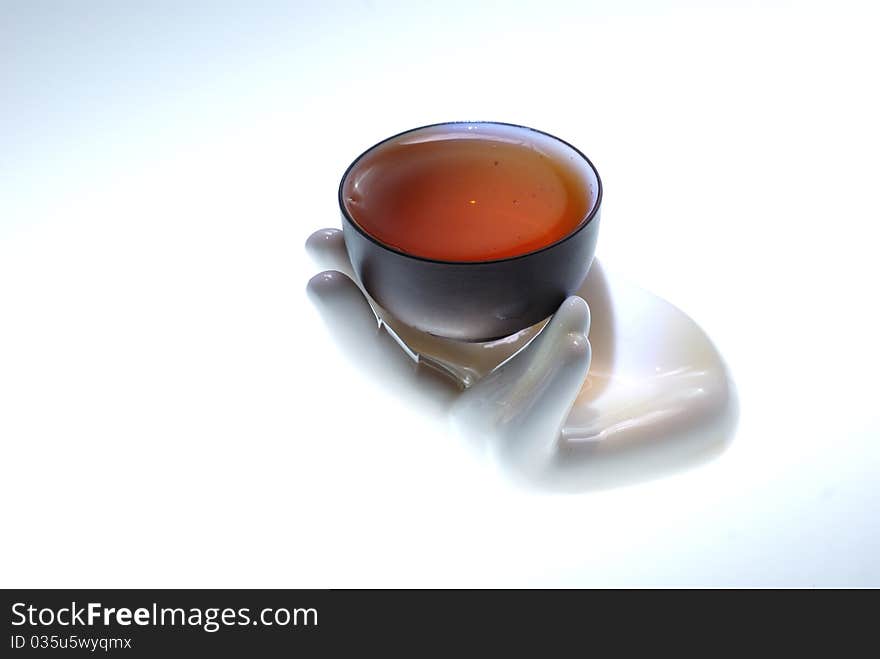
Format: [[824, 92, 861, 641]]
[[338, 121, 602, 342]]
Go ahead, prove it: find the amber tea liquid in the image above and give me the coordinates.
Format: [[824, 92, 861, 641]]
[[342, 124, 593, 261]]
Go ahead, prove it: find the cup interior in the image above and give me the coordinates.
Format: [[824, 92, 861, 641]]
[[339, 122, 601, 263]]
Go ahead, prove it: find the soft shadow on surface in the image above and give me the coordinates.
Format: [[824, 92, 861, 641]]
[[307, 228, 738, 493]]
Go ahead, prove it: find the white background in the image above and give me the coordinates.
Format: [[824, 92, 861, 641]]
[[2, 0, 878, 586]]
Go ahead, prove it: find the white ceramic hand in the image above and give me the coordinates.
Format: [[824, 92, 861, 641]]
[[306, 228, 591, 452]]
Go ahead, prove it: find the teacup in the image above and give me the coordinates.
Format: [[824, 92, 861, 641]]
[[338, 121, 602, 341]]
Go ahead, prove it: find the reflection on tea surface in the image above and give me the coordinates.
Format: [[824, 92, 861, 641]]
[[342, 123, 593, 261]]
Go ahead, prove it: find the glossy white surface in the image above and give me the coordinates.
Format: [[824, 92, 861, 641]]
[[307, 228, 735, 493], [2, 1, 879, 587]]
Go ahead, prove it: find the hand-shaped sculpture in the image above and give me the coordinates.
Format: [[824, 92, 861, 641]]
[[308, 227, 737, 492], [306, 228, 592, 459]]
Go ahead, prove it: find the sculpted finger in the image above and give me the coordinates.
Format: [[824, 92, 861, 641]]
[[451, 296, 592, 456], [305, 228, 354, 278]]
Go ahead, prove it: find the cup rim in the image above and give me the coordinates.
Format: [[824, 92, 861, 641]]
[[337, 121, 603, 265]]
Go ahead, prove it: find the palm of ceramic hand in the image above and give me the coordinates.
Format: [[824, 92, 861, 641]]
[[306, 228, 592, 446]]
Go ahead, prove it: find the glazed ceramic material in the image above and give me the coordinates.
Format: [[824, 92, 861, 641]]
[[306, 229, 737, 492], [338, 122, 602, 342]]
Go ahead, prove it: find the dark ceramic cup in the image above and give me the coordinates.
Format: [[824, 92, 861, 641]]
[[338, 121, 602, 342]]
